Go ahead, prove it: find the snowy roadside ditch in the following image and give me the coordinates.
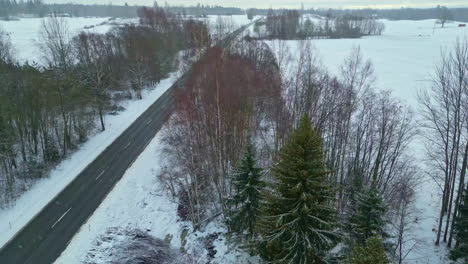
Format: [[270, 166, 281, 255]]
[[54, 130, 258, 264], [54, 133, 179, 263], [0, 73, 177, 249]]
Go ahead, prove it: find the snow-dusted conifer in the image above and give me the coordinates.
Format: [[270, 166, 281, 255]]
[[257, 115, 336, 263], [451, 188, 468, 261], [227, 139, 264, 240], [351, 236, 389, 264], [348, 185, 387, 243]]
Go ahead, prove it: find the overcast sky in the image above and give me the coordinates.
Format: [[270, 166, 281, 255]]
[[44, 0, 467, 9]]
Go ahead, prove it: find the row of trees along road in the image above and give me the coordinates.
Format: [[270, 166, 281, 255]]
[[0, 7, 210, 207], [160, 36, 418, 262]]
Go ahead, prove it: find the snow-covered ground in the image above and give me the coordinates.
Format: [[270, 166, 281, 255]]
[[0, 17, 113, 63], [0, 74, 177, 249], [53, 18, 468, 264], [54, 133, 179, 263], [1, 14, 256, 262], [55, 123, 257, 264], [0, 15, 252, 64], [265, 19, 468, 263], [282, 19, 467, 107], [3, 16, 464, 263], [54, 15, 259, 264], [0, 15, 183, 251], [202, 14, 252, 28]]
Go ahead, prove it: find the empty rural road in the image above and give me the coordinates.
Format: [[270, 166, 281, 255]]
[[0, 22, 252, 264]]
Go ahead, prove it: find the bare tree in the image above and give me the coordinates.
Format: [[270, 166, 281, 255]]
[[213, 15, 236, 42], [127, 61, 148, 100], [0, 27, 14, 63], [437, 6, 453, 28], [392, 175, 418, 264], [160, 44, 283, 227], [284, 40, 325, 127], [38, 15, 77, 154], [419, 38, 468, 246], [270, 40, 293, 80], [274, 44, 415, 217], [39, 15, 73, 69], [73, 32, 115, 131], [334, 46, 375, 209], [0, 6, 202, 209]]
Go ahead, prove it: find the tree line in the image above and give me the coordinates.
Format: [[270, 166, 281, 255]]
[[248, 6, 468, 23], [251, 10, 384, 40], [0, 0, 141, 19], [376, 6, 466, 23], [0, 0, 244, 20], [0, 7, 210, 207], [159, 36, 417, 262], [1, 0, 53, 18]]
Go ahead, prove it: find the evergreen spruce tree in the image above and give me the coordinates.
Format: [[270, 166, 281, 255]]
[[450, 188, 468, 261], [351, 236, 389, 264], [345, 168, 365, 234], [348, 185, 387, 244], [227, 140, 264, 240], [257, 115, 336, 264]]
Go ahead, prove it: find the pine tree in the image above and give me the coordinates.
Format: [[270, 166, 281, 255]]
[[348, 185, 387, 244], [450, 188, 468, 261], [258, 115, 336, 264], [351, 236, 389, 264], [227, 140, 264, 240]]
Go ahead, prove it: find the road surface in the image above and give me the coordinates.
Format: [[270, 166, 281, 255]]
[[0, 22, 253, 264]]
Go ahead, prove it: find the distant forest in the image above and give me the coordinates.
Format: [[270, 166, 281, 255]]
[[309, 6, 468, 22], [250, 6, 468, 22], [1, 0, 468, 23], [0, 0, 243, 19]]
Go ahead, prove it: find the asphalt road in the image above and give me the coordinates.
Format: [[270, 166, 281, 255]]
[[0, 22, 253, 264], [0, 86, 175, 264]]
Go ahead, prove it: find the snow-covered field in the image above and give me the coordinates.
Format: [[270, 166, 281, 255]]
[[1, 14, 255, 262], [204, 14, 252, 26], [9, 15, 459, 264], [265, 19, 468, 264], [279, 19, 467, 107], [0, 17, 114, 63], [51, 19, 468, 264], [0, 15, 252, 64]]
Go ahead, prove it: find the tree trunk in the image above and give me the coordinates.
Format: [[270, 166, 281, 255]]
[[99, 106, 105, 131], [448, 141, 468, 247]]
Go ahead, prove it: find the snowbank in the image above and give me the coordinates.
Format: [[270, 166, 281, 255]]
[[54, 132, 179, 263], [0, 74, 176, 249], [55, 128, 259, 264]]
